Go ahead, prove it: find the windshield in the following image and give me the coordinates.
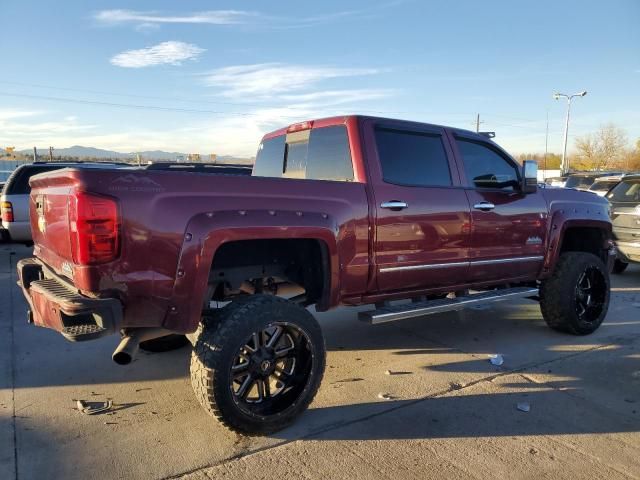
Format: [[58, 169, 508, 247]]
[[606, 179, 640, 203]]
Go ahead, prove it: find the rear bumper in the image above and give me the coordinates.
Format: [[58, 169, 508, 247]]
[[17, 257, 122, 341], [616, 241, 640, 263]]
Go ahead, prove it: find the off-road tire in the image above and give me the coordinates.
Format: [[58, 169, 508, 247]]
[[190, 295, 325, 435], [139, 334, 190, 352], [540, 252, 610, 335], [612, 259, 629, 274]]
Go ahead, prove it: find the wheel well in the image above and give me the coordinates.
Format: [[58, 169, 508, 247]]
[[209, 239, 329, 306], [559, 227, 608, 262]]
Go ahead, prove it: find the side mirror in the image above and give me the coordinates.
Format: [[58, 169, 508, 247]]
[[522, 160, 538, 194]]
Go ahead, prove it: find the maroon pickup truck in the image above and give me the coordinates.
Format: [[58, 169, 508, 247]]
[[18, 115, 615, 434]]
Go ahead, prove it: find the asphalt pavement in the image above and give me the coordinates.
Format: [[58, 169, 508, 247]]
[[1, 244, 639, 480]]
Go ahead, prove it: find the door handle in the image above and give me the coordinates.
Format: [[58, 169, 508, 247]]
[[381, 201, 408, 211], [473, 202, 496, 211]]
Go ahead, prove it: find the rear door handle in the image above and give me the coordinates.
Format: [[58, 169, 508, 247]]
[[473, 202, 496, 211], [381, 201, 408, 211]]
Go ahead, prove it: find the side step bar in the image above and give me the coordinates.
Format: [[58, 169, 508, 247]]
[[358, 287, 539, 325]]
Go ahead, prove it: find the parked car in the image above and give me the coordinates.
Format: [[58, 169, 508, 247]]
[[564, 172, 622, 191], [17, 115, 614, 434], [607, 174, 640, 273], [1, 162, 130, 243], [545, 176, 567, 187], [588, 175, 627, 197]]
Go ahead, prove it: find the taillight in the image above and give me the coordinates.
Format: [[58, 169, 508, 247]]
[[1, 201, 14, 222], [68, 192, 120, 265]]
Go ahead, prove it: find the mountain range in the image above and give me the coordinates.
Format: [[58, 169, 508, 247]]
[[16, 146, 254, 164]]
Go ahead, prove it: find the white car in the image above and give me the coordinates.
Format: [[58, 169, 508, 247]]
[[588, 175, 627, 197]]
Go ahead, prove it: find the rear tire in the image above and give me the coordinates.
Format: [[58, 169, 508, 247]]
[[612, 259, 629, 274], [540, 252, 610, 335], [190, 295, 325, 435]]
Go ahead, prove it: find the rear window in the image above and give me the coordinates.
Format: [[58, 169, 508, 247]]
[[4, 165, 65, 195], [607, 179, 640, 203], [374, 128, 452, 187], [590, 180, 617, 192], [565, 175, 597, 189], [252, 126, 354, 182]]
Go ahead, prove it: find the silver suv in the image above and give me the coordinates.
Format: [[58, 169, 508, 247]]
[[1, 162, 130, 243]]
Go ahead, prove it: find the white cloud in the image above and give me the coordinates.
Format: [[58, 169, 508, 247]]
[[0, 111, 98, 151], [94, 4, 406, 30], [0, 109, 43, 121], [96, 9, 256, 26], [110, 41, 205, 68], [279, 89, 393, 106], [201, 63, 379, 98]]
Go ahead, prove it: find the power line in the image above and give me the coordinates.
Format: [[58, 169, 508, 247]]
[[0, 91, 261, 116], [0, 80, 432, 117], [0, 80, 278, 109], [0, 89, 427, 119]]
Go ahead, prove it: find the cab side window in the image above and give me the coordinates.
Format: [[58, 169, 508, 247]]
[[375, 128, 452, 187], [456, 139, 519, 191]]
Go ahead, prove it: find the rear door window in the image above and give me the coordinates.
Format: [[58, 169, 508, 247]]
[[253, 126, 354, 181], [374, 127, 452, 187], [456, 139, 520, 191]]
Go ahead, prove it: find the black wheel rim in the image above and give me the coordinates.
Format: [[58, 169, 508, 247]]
[[575, 266, 607, 323], [229, 322, 314, 418]]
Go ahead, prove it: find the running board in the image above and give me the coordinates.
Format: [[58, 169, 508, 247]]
[[358, 287, 539, 325]]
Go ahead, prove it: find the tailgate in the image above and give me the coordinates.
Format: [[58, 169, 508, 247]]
[[29, 169, 79, 276]]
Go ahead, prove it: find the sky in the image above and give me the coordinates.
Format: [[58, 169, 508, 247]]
[[0, 0, 638, 157]]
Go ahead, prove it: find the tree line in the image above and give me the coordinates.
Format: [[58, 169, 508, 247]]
[[517, 124, 640, 172]]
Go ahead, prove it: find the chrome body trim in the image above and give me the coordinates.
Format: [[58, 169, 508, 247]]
[[379, 255, 544, 273]]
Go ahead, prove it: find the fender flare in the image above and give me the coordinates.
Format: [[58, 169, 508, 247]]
[[163, 209, 340, 332], [542, 211, 612, 275]]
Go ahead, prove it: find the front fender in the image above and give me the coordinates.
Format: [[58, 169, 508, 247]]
[[542, 211, 612, 277], [163, 209, 340, 332]]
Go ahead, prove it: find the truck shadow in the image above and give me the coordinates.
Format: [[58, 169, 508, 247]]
[[0, 416, 68, 479], [277, 333, 640, 441]]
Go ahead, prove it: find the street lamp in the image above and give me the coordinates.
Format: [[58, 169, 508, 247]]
[[554, 90, 587, 175]]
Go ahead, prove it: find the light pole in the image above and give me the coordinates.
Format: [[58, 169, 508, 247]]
[[554, 90, 587, 175]]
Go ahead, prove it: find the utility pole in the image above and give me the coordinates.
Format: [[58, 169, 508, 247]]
[[33, 146, 38, 163], [553, 91, 587, 176], [544, 110, 549, 177], [48, 146, 54, 162], [475, 113, 482, 133]]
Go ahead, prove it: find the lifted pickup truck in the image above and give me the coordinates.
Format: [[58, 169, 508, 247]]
[[18, 115, 615, 434]]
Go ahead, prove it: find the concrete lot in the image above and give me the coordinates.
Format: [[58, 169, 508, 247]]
[[1, 243, 639, 480]]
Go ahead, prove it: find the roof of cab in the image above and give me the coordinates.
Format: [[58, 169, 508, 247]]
[[261, 114, 491, 143]]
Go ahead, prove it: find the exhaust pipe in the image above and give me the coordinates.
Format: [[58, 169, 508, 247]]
[[112, 328, 173, 365]]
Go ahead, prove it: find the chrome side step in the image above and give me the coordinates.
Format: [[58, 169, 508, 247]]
[[358, 287, 539, 325]]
